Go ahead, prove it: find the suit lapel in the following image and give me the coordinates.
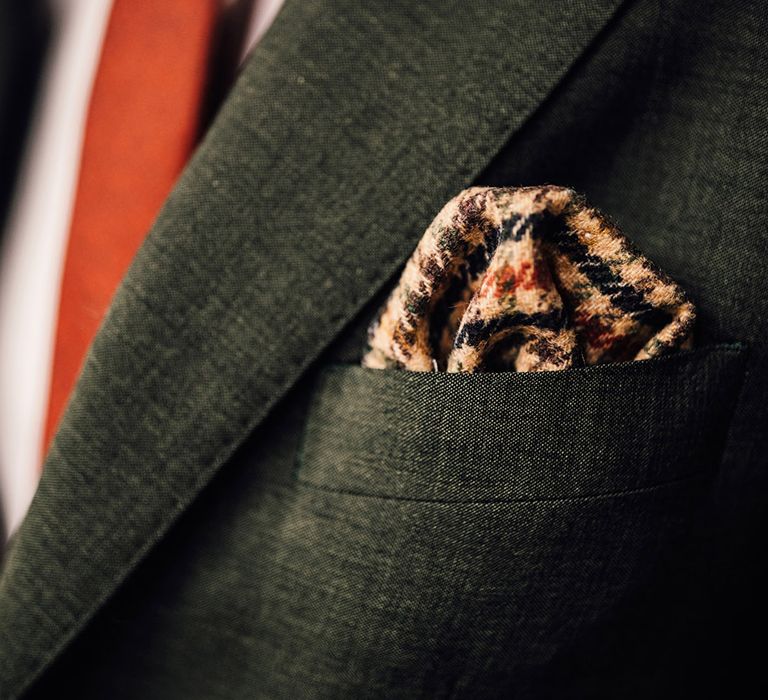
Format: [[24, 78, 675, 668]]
[[0, 0, 624, 693]]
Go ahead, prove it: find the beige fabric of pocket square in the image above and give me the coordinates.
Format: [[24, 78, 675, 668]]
[[364, 186, 695, 373]]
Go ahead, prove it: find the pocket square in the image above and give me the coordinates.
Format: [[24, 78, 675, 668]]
[[363, 186, 695, 373]]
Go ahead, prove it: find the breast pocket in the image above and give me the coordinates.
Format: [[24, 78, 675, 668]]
[[298, 343, 747, 502], [260, 344, 747, 696]]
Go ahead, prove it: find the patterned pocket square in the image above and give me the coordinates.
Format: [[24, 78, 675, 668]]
[[364, 186, 695, 373]]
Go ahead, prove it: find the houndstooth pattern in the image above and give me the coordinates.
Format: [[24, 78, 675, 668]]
[[363, 186, 695, 373]]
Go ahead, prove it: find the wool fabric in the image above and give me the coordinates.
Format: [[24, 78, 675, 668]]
[[364, 186, 695, 373]]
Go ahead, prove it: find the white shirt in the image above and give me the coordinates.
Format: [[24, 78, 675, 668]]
[[0, 0, 285, 538]]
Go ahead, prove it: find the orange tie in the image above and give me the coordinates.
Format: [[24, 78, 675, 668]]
[[43, 1, 218, 456]]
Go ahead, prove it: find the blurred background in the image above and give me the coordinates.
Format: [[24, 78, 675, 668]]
[[0, 0, 284, 541]]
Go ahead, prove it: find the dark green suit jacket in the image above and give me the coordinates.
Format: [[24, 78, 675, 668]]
[[1, 0, 766, 697]]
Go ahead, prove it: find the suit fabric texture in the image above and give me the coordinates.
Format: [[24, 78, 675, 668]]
[[0, 0, 766, 697]]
